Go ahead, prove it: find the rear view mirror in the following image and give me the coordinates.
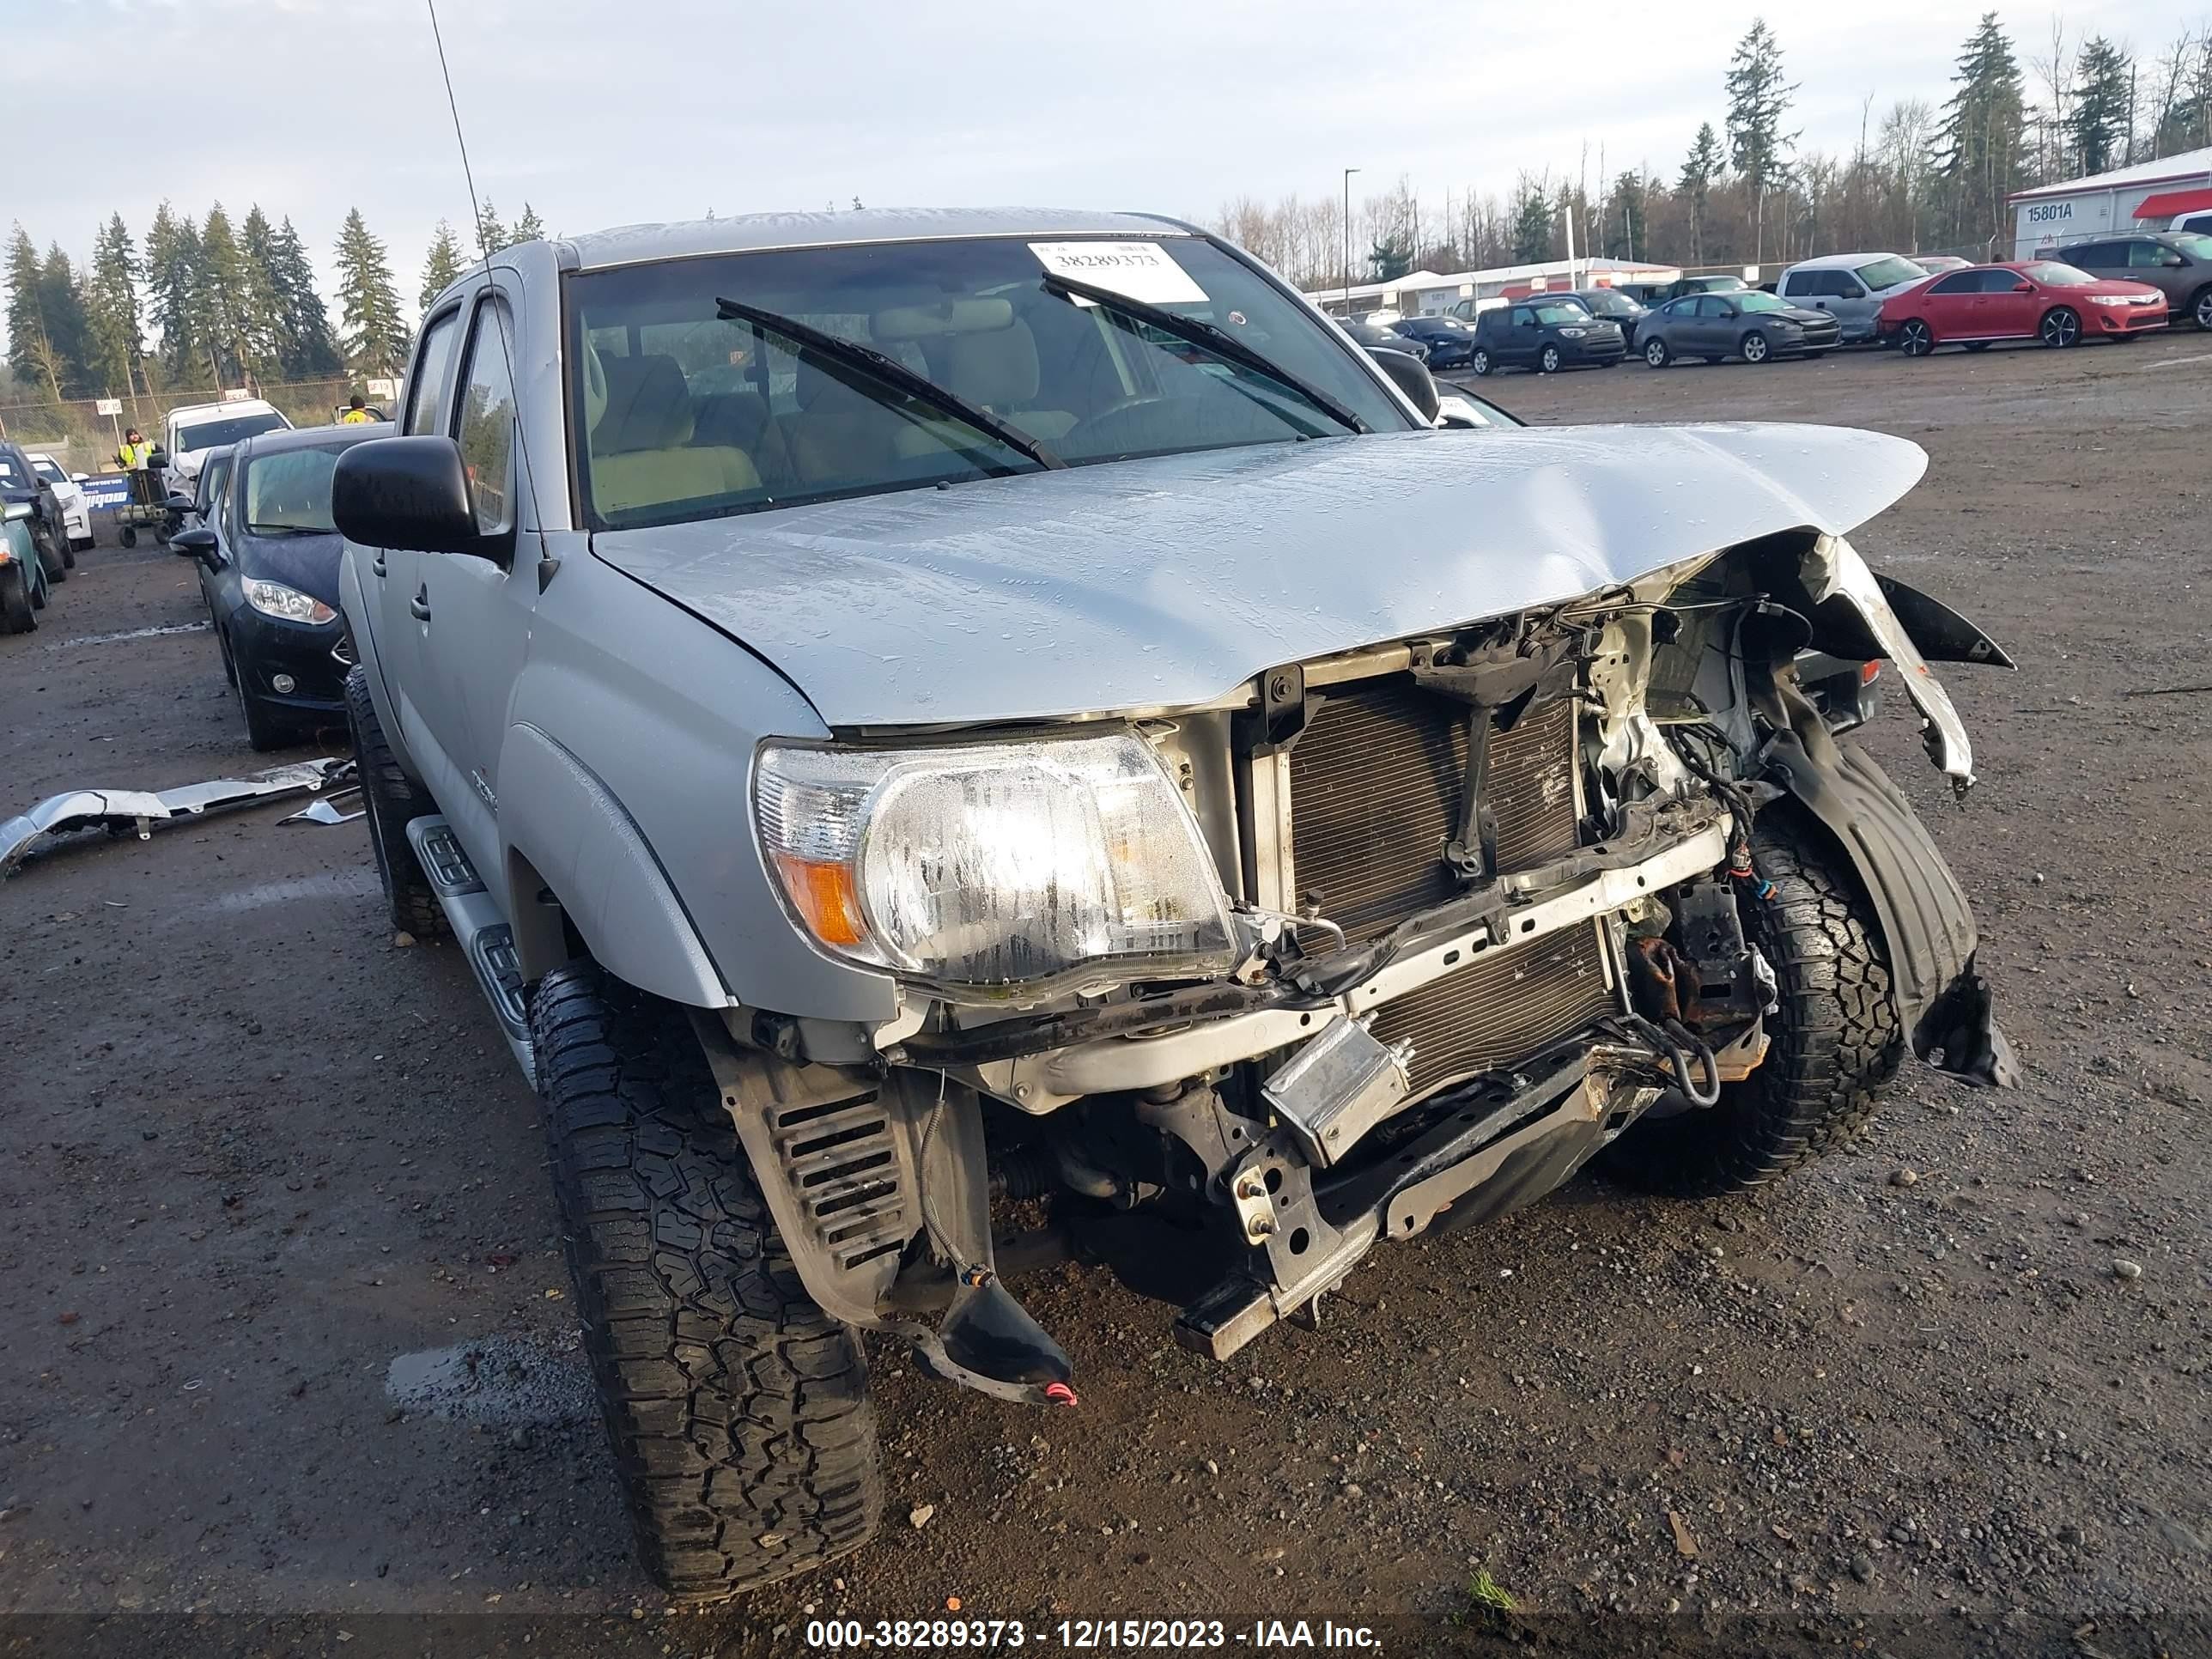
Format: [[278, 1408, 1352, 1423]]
[[332, 434, 501, 560], [172, 527, 219, 562], [1368, 347, 1440, 422]]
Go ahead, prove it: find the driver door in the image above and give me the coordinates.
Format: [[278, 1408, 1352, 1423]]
[[1503, 306, 1539, 367]]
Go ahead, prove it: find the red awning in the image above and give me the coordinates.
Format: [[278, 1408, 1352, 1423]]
[[2133, 187, 2212, 220]]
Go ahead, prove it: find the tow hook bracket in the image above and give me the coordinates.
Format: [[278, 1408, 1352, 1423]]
[[1261, 1016, 1413, 1169]]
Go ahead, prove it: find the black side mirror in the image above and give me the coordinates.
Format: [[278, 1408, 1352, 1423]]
[[172, 527, 219, 562], [163, 493, 195, 514], [1369, 347, 1440, 422], [331, 435, 503, 561]]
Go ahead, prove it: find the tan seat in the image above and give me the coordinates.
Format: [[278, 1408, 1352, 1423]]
[[584, 350, 757, 517], [787, 358, 903, 486], [872, 301, 1078, 450]]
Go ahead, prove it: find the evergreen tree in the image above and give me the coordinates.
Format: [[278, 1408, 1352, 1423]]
[[1366, 234, 1413, 283], [1602, 169, 1649, 260], [236, 207, 288, 386], [1725, 19, 1799, 264], [268, 217, 342, 379], [145, 203, 210, 389], [512, 203, 545, 242], [1677, 124, 1725, 264], [1936, 15, 2027, 245], [421, 219, 466, 310], [82, 214, 145, 399], [39, 246, 92, 398], [5, 225, 66, 402], [333, 208, 410, 377], [199, 203, 256, 384], [1510, 181, 1553, 264], [475, 198, 507, 256], [2068, 37, 2133, 174]]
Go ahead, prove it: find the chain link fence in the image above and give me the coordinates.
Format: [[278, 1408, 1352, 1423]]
[[0, 378, 366, 472]]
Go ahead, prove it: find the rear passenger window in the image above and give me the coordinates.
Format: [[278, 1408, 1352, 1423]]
[[453, 298, 520, 536], [1927, 271, 1977, 295], [405, 309, 463, 436], [2066, 242, 2114, 266]]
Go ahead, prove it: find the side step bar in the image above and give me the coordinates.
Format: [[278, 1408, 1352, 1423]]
[[405, 815, 537, 1088]]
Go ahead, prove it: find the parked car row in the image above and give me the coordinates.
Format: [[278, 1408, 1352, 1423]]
[[0, 439, 82, 634]]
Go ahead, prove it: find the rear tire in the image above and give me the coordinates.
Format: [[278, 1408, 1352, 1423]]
[[0, 562, 33, 634], [2191, 285, 2212, 331], [1610, 808, 1905, 1197], [1468, 348, 1493, 377], [533, 963, 883, 1601], [1898, 319, 1935, 357], [343, 664, 450, 939]]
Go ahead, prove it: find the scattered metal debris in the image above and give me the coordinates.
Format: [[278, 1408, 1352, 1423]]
[[282, 786, 366, 826], [58, 620, 213, 648], [0, 757, 352, 878]]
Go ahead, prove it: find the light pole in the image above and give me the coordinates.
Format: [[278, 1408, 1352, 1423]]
[[1342, 167, 1361, 314]]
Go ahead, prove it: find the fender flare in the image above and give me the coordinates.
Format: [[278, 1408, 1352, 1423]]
[[497, 721, 730, 1008], [1759, 728, 2019, 1089]]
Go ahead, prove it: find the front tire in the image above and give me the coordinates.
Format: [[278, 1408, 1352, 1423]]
[[343, 664, 450, 939], [1740, 331, 1771, 364], [1611, 808, 1905, 1197], [1538, 344, 1563, 374], [533, 964, 883, 1600], [2039, 306, 2081, 349]]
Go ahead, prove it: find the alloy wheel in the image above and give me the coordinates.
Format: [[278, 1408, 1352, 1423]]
[[1540, 346, 1561, 374], [1468, 349, 1492, 377], [1644, 338, 1668, 368], [2039, 307, 2080, 349], [2194, 289, 2212, 331], [1899, 320, 1934, 357], [1742, 332, 1770, 363]]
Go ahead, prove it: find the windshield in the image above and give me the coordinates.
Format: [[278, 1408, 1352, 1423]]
[[177, 411, 289, 453], [0, 453, 27, 489], [1582, 292, 1635, 315], [566, 235, 1412, 530], [1851, 256, 1925, 292], [2025, 261, 2097, 287], [1736, 291, 1790, 313], [2170, 233, 2212, 260], [241, 444, 349, 534], [1531, 301, 1586, 325]]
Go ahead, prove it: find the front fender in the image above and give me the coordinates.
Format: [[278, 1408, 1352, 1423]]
[[496, 722, 730, 1008]]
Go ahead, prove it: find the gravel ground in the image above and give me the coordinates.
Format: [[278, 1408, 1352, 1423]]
[[1, 331, 2207, 1659]]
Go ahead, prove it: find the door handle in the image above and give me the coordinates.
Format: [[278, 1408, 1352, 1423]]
[[371, 549, 386, 578], [409, 586, 431, 623]]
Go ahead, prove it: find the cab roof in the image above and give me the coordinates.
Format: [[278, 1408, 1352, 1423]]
[[556, 208, 1195, 272]]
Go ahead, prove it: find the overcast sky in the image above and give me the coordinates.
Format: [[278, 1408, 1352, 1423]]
[[13, 0, 2198, 310]]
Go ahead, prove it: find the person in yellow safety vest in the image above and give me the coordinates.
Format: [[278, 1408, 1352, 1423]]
[[116, 428, 152, 470], [340, 394, 375, 425]]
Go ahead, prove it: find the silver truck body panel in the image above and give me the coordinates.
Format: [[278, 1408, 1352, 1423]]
[[592, 422, 1928, 729]]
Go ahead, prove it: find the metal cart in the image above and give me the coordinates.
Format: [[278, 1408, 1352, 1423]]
[[115, 466, 170, 549]]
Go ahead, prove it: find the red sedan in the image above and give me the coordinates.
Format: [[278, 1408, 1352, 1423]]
[[1876, 260, 2168, 356]]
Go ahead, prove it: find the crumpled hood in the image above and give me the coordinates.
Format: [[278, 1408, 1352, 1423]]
[[592, 422, 1927, 728]]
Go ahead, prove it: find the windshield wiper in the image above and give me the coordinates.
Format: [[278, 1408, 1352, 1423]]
[[1038, 271, 1369, 437], [713, 296, 1065, 471]]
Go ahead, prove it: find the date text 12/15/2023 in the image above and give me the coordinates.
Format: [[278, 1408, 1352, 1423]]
[[804, 1618, 1382, 1650]]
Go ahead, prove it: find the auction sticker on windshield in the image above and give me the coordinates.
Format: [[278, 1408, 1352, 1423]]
[[1030, 242, 1207, 306]]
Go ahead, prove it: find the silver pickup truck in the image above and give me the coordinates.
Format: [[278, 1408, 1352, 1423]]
[[331, 208, 2015, 1601]]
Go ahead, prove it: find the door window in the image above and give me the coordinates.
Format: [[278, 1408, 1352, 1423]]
[[2064, 241, 2116, 267], [453, 298, 520, 536], [2126, 240, 2175, 269], [1693, 295, 1729, 318], [1926, 271, 1979, 295], [406, 308, 464, 436]]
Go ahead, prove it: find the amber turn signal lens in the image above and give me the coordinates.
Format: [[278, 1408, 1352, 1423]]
[[773, 854, 869, 948]]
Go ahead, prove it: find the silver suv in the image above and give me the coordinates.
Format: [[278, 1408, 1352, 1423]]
[[331, 208, 2016, 1601], [2052, 230, 2212, 329]]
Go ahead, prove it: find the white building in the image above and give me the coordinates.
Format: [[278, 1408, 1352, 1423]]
[[1310, 257, 1682, 320], [2008, 147, 2212, 258]]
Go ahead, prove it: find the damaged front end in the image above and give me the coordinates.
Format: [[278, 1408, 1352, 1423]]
[[708, 529, 2014, 1395]]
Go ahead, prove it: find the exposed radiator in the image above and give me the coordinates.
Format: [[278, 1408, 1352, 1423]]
[[1369, 923, 1616, 1098], [1288, 679, 1581, 940]]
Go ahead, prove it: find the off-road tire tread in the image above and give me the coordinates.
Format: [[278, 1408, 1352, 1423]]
[[343, 665, 448, 939], [532, 963, 882, 1600], [1619, 809, 1904, 1197]]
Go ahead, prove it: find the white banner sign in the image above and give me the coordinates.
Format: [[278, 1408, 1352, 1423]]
[[95, 397, 123, 416]]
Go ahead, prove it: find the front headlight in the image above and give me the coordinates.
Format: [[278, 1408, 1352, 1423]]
[[2088, 295, 2136, 307], [244, 578, 337, 624], [1558, 327, 1587, 338], [756, 734, 1237, 997]]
